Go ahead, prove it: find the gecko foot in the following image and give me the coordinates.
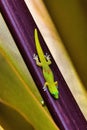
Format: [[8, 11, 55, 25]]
[[45, 53, 51, 65], [45, 53, 51, 61], [43, 86, 47, 91], [33, 54, 38, 60]]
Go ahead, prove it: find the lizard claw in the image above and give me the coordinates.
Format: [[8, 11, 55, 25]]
[[45, 53, 51, 61], [33, 54, 38, 60], [43, 86, 47, 91]]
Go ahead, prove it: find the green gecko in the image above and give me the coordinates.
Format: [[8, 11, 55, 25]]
[[33, 28, 59, 99]]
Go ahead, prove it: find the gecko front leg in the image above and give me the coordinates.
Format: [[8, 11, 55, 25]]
[[43, 82, 48, 91], [55, 81, 58, 86], [33, 54, 42, 66]]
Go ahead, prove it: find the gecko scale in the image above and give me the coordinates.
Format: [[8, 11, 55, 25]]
[[33, 28, 59, 99]]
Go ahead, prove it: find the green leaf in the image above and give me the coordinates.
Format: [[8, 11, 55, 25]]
[[0, 102, 34, 130], [0, 46, 58, 130]]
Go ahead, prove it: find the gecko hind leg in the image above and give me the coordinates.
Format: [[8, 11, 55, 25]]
[[45, 53, 52, 65], [33, 54, 42, 66]]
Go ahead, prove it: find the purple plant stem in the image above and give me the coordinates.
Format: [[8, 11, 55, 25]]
[[0, 0, 87, 130]]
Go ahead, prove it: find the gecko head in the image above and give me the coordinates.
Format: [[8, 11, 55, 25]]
[[50, 84, 59, 99], [52, 90, 59, 99]]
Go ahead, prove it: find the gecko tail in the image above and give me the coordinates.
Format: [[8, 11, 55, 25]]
[[34, 28, 45, 61]]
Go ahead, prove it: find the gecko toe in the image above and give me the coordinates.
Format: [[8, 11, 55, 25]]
[[43, 86, 47, 91]]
